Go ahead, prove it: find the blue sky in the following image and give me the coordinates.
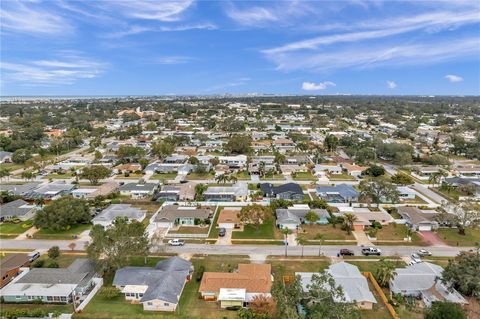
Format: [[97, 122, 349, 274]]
[[1, 0, 479, 96]]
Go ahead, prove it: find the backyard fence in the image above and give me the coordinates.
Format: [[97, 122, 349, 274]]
[[362, 272, 399, 319]]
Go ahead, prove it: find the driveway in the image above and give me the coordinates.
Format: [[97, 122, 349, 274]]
[[353, 230, 373, 246], [418, 231, 446, 246], [216, 228, 232, 245]]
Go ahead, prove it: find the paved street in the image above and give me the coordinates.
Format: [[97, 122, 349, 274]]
[[0, 239, 473, 258]]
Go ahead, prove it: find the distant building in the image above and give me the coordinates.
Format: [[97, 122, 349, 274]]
[[315, 184, 359, 203], [260, 183, 304, 200]]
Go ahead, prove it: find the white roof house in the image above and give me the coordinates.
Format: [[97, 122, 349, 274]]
[[93, 204, 146, 227], [390, 262, 467, 307], [297, 262, 376, 309]]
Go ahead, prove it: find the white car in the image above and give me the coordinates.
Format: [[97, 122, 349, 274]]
[[411, 253, 422, 263], [168, 239, 185, 246], [417, 249, 432, 257]]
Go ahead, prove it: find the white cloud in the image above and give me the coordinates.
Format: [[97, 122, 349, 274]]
[[264, 10, 480, 55], [0, 0, 72, 35], [103, 23, 216, 38], [102, 0, 194, 22], [386, 81, 397, 89], [445, 74, 464, 82], [1, 53, 107, 86], [226, 6, 278, 26], [302, 81, 336, 91], [266, 37, 479, 72], [155, 56, 195, 64]]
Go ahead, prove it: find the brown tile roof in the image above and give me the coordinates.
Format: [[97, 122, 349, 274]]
[[199, 264, 272, 294], [217, 209, 241, 224], [0, 254, 30, 277]]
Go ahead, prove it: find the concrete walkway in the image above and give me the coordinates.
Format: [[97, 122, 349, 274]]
[[14, 226, 39, 240], [216, 228, 232, 245], [352, 230, 373, 246]]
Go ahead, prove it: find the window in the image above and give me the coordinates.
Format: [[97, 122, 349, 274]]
[[15, 296, 21, 299], [147, 302, 153, 306], [125, 293, 131, 297], [47, 296, 53, 301], [61, 296, 67, 302], [53, 296, 61, 301], [139, 294, 143, 297], [164, 302, 169, 306]]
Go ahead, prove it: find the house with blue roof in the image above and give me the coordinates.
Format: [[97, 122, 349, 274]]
[[315, 184, 359, 203]]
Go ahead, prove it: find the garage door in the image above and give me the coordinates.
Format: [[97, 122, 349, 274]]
[[419, 225, 431, 231]]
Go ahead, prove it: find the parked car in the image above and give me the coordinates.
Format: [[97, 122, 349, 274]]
[[168, 239, 185, 246], [361, 247, 381, 256], [411, 253, 422, 263], [28, 251, 41, 262], [339, 249, 354, 256], [417, 249, 432, 257], [218, 228, 226, 237]]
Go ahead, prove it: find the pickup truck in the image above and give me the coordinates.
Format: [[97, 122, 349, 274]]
[[361, 247, 381, 256], [168, 239, 185, 246]]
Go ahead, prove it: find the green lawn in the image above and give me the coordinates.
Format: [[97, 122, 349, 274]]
[[78, 255, 249, 319], [1, 303, 73, 318], [114, 173, 145, 179], [292, 171, 317, 181], [187, 172, 215, 180], [436, 227, 480, 246], [44, 173, 76, 179], [0, 163, 24, 171], [260, 173, 285, 180], [299, 224, 355, 241], [33, 223, 92, 239], [372, 224, 424, 245], [208, 206, 222, 239], [348, 259, 406, 274], [168, 226, 209, 234], [267, 256, 331, 279], [231, 218, 283, 240], [233, 171, 251, 180], [327, 173, 356, 181], [0, 221, 33, 238], [150, 173, 178, 180]]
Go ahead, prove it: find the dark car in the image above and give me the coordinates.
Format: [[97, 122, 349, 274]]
[[339, 249, 354, 256], [218, 228, 226, 237]]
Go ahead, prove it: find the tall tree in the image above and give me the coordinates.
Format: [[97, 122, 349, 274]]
[[342, 213, 357, 235], [34, 197, 91, 231], [87, 217, 150, 271], [271, 277, 303, 319], [296, 235, 308, 258], [374, 259, 397, 287], [237, 204, 271, 231], [80, 165, 112, 185], [425, 301, 466, 319], [360, 177, 400, 207], [442, 251, 480, 298], [324, 134, 339, 152], [305, 272, 360, 319]]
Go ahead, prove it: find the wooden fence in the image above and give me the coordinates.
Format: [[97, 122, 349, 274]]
[[362, 271, 399, 319]]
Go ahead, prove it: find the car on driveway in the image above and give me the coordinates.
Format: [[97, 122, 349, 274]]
[[411, 253, 422, 263], [168, 239, 185, 246], [218, 228, 226, 237], [417, 249, 432, 257], [361, 247, 381, 256], [339, 249, 354, 256]]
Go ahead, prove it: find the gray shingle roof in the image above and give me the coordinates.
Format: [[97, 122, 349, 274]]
[[316, 184, 359, 199], [0, 199, 36, 218], [93, 204, 146, 223], [17, 258, 95, 285], [113, 257, 192, 304]]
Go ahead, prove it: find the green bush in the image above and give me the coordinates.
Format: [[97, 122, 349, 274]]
[[196, 265, 205, 282], [32, 259, 44, 268]]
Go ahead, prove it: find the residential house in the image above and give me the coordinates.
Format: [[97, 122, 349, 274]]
[[273, 138, 295, 153], [93, 204, 146, 228], [279, 164, 308, 175], [218, 155, 248, 169], [1, 259, 99, 304], [119, 181, 158, 199], [397, 186, 416, 200], [397, 207, 439, 231], [154, 206, 212, 228], [199, 264, 273, 308], [297, 262, 377, 310], [114, 163, 143, 174], [217, 208, 242, 229], [411, 166, 444, 181], [313, 164, 343, 176], [316, 184, 359, 203], [0, 199, 38, 222], [335, 207, 394, 231], [0, 151, 13, 163], [204, 183, 248, 202], [390, 262, 467, 307], [113, 257, 193, 312], [260, 183, 304, 200], [0, 182, 42, 197], [1, 254, 30, 288], [443, 177, 480, 200], [341, 163, 368, 177], [455, 165, 480, 178], [153, 183, 196, 202], [276, 204, 329, 230], [24, 181, 75, 200]]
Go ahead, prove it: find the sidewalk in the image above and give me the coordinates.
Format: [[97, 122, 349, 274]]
[[352, 230, 373, 246], [14, 226, 39, 240]]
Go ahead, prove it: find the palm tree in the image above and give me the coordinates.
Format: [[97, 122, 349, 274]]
[[215, 174, 227, 184], [375, 259, 398, 287], [258, 161, 266, 178], [228, 175, 238, 184], [281, 227, 292, 257], [429, 171, 446, 186], [315, 234, 325, 256], [342, 213, 357, 235], [296, 235, 308, 258]]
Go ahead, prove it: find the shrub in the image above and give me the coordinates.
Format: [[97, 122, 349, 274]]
[[99, 287, 121, 299], [196, 265, 205, 282], [32, 259, 44, 268], [48, 246, 60, 259], [43, 259, 59, 268]]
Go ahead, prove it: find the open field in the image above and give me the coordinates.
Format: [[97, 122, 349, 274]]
[[436, 227, 480, 246], [231, 218, 283, 240], [33, 223, 92, 240], [300, 224, 355, 241]]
